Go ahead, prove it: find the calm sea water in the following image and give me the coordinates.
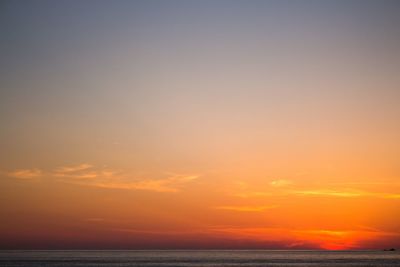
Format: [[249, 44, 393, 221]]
[[1, 250, 399, 267]]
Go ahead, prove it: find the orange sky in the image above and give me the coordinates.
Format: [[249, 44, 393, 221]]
[[1, 160, 399, 249], [1, 0, 400, 250]]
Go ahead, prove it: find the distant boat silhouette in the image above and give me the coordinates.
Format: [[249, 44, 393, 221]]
[[383, 248, 396, 251]]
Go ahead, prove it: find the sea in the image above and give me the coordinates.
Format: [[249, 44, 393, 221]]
[[1, 250, 399, 267]]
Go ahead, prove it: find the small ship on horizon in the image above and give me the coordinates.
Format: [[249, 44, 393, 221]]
[[383, 248, 396, 251]]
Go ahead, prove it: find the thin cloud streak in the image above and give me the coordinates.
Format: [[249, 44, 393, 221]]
[[52, 163, 100, 179], [54, 171, 99, 179], [233, 186, 400, 200], [6, 169, 42, 179], [293, 190, 400, 199], [56, 165, 200, 193], [270, 179, 293, 187], [293, 190, 363, 198], [4, 163, 200, 193], [82, 174, 200, 192], [54, 163, 93, 174], [112, 228, 209, 236], [214, 205, 277, 212]]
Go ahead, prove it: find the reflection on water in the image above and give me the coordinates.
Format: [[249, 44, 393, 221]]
[[1, 250, 400, 267]]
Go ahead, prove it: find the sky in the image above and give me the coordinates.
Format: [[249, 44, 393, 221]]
[[1, 0, 400, 250]]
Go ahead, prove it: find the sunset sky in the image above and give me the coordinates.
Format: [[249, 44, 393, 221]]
[[1, 0, 400, 250]]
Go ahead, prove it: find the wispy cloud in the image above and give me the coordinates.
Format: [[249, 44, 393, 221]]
[[214, 205, 277, 212], [113, 228, 202, 235], [293, 189, 400, 199], [270, 179, 293, 187], [233, 183, 400, 200], [84, 174, 200, 192], [381, 193, 400, 199], [54, 171, 98, 179], [5, 163, 199, 193], [52, 163, 118, 180], [54, 163, 93, 175], [233, 191, 274, 198], [293, 189, 363, 198], [7, 169, 42, 179], [55, 165, 200, 193]]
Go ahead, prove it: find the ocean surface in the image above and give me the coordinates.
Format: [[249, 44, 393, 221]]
[[1, 250, 399, 267]]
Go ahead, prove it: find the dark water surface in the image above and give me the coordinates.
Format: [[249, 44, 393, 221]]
[[1, 250, 400, 267]]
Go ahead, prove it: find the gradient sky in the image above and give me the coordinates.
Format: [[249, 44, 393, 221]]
[[1, 0, 400, 250]]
